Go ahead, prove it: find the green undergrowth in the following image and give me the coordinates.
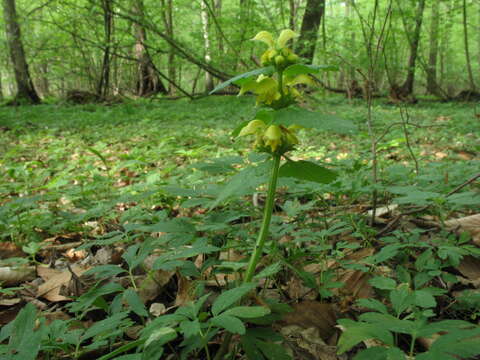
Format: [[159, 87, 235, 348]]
[[0, 96, 479, 359]]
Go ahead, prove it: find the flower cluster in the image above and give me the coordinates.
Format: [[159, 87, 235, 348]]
[[239, 119, 301, 155], [237, 29, 314, 155]]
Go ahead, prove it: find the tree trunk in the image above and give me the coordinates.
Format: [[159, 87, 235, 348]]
[[296, 0, 325, 63], [97, 0, 113, 98], [398, 0, 426, 98], [426, 0, 440, 95], [201, 0, 214, 93], [0, 71, 3, 100], [134, 0, 167, 96], [160, 0, 175, 95], [463, 0, 476, 91], [2, 0, 40, 104]]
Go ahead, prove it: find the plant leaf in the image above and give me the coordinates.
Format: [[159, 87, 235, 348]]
[[211, 314, 246, 334], [124, 289, 149, 317], [224, 306, 271, 318], [279, 160, 337, 184], [212, 283, 256, 316], [209, 66, 275, 94]]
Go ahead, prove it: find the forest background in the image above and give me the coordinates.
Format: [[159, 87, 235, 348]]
[[1, 0, 480, 103]]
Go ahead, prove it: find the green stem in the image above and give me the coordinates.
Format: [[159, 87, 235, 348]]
[[243, 154, 281, 283], [213, 155, 281, 360]]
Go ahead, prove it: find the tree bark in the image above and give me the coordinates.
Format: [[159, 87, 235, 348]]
[[201, 0, 214, 92], [160, 0, 175, 95], [462, 0, 476, 91], [134, 0, 167, 96], [426, 0, 440, 95], [296, 0, 325, 63], [399, 0, 426, 98], [2, 0, 40, 104], [97, 0, 113, 98]]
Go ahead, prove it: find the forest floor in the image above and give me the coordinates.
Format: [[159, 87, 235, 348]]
[[0, 96, 479, 359]]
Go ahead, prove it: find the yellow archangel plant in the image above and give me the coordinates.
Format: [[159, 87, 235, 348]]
[[236, 29, 315, 155], [209, 29, 343, 360]]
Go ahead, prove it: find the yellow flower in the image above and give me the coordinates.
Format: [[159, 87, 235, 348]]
[[252, 29, 299, 66], [238, 119, 266, 137], [238, 75, 281, 106], [263, 125, 283, 152]]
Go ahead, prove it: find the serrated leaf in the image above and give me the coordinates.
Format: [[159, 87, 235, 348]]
[[124, 289, 148, 317], [209, 66, 275, 94], [414, 289, 437, 308], [211, 314, 246, 334], [224, 306, 271, 318], [279, 160, 337, 184], [84, 265, 126, 280], [212, 283, 256, 316]]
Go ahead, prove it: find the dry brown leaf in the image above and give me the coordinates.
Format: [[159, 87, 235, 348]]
[[0, 298, 22, 306], [174, 275, 194, 307], [64, 248, 87, 261], [37, 264, 88, 302], [456, 255, 480, 283], [445, 214, 480, 246], [283, 276, 316, 301], [281, 325, 343, 360], [0, 266, 36, 286], [282, 301, 337, 341], [0, 242, 24, 259], [37, 269, 72, 302]]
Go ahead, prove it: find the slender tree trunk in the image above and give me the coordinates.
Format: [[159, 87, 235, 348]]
[[426, 0, 440, 95], [463, 0, 476, 91], [399, 0, 426, 97], [201, 0, 214, 92], [0, 71, 3, 100], [296, 0, 325, 62], [2, 0, 40, 104], [160, 0, 175, 95], [134, 0, 166, 96], [97, 0, 113, 98]]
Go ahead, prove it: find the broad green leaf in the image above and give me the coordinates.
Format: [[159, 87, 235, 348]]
[[4, 303, 42, 360], [144, 327, 177, 348], [414, 289, 437, 308], [212, 283, 257, 316], [283, 64, 338, 77], [354, 346, 406, 360], [124, 289, 148, 317], [241, 334, 266, 360], [359, 312, 417, 335], [224, 306, 271, 318], [209, 66, 275, 94], [389, 284, 414, 316], [274, 107, 356, 134], [179, 319, 201, 338], [209, 163, 268, 209], [279, 160, 337, 184], [356, 298, 388, 315], [337, 319, 394, 354], [416, 328, 480, 360], [256, 340, 292, 360], [68, 282, 124, 313], [84, 264, 126, 280], [82, 312, 131, 341], [211, 314, 246, 334], [369, 276, 397, 290]]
